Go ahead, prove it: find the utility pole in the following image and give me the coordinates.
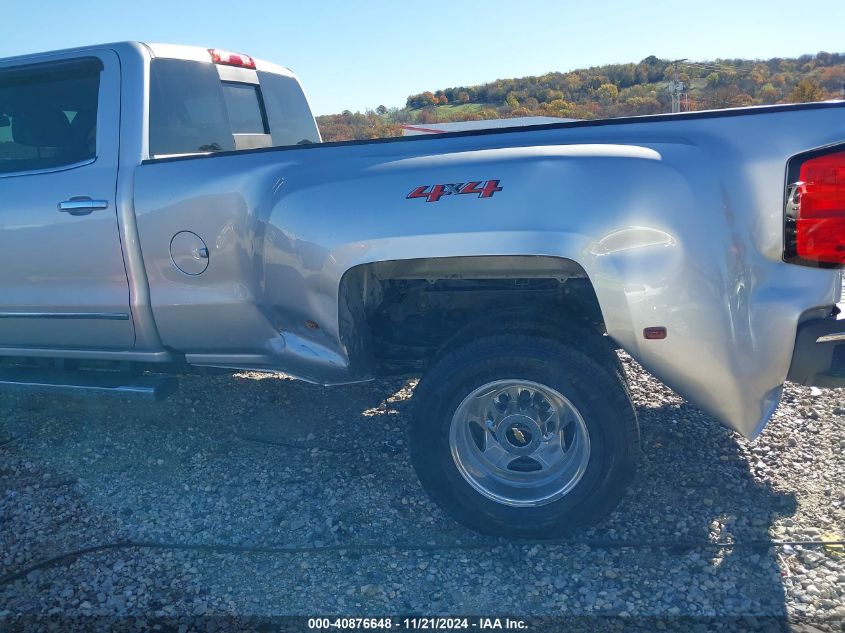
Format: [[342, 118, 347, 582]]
[[671, 61, 680, 113], [667, 59, 687, 113]]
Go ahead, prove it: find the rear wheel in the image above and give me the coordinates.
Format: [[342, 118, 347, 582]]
[[410, 334, 638, 537]]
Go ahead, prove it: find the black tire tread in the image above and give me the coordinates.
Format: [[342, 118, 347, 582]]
[[411, 332, 639, 537]]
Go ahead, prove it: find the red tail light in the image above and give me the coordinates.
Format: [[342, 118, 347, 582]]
[[208, 48, 256, 69], [785, 148, 845, 267]]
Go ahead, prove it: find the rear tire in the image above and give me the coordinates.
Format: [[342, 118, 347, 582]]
[[410, 334, 638, 537]]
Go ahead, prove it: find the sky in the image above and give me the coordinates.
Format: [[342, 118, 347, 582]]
[[3, 0, 845, 115]]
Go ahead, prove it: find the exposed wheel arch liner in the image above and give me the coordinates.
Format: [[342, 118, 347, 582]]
[[337, 254, 608, 376]]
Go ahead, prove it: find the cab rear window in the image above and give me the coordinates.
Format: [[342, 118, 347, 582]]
[[258, 72, 320, 147], [148, 59, 319, 157], [149, 59, 235, 156]]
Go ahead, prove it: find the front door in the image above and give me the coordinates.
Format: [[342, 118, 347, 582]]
[[0, 50, 133, 350]]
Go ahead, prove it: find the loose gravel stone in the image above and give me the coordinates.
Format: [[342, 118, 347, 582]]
[[0, 353, 843, 629]]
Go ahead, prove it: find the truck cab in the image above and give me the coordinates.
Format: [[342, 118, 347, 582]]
[[0, 43, 318, 357]]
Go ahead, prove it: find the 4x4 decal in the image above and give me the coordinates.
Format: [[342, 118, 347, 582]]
[[407, 180, 503, 203]]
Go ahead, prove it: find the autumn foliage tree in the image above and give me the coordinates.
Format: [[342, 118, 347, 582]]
[[317, 52, 845, 142], [788, 79, 827, 103]]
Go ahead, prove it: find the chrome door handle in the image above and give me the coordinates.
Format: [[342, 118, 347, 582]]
[[58, 197, 109, 216]]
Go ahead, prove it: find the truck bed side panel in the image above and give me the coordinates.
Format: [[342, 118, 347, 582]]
[[133, 103, 845, 437]]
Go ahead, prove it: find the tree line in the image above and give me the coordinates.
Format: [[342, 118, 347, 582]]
[[316, 52, 845, 142]]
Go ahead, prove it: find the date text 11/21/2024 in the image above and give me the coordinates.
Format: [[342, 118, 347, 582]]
[[307, 617, 528, 629]]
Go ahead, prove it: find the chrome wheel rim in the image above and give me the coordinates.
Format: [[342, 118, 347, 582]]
[[448, 379, 591, 507]]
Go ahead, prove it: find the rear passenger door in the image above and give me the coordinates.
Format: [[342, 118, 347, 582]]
[[0, 50, 134, 350]]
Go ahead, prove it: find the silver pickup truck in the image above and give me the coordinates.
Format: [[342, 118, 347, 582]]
[[2, 42, 845, 537]]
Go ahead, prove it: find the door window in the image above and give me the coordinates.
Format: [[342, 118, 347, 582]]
[[0, 58, 101, 175]]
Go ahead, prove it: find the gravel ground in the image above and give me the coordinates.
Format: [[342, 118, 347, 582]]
[[0, 353, 844, 631]]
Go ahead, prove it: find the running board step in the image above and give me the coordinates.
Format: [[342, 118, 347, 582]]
[[0, 368, 178, 400]]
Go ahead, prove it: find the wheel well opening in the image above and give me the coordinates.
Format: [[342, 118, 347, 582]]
[[339, 256, 607, 378]]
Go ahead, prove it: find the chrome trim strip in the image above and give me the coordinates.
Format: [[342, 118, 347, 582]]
[[0, 369, 178, 400], [0, 377, 155, 395], [0, 157, 96, 180], [0, 347, 172, 362], [185, 353, 275, 366], [816, 333, 845, 343], [0, 312, 130, 320]]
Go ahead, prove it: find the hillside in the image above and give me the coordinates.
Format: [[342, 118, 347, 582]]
[[316, 52, 845, 142]]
